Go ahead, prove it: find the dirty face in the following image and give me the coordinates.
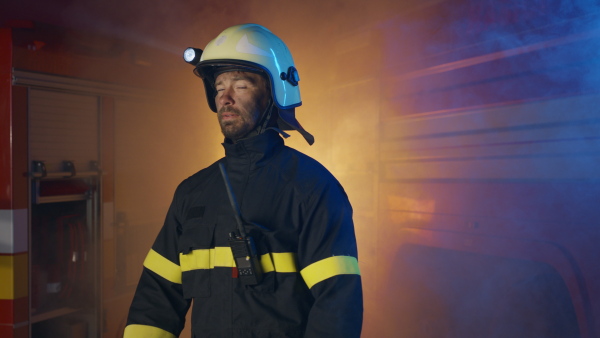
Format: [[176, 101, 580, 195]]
[[215, 71, 269, 142]]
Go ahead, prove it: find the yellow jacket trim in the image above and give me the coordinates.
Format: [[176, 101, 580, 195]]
[[300, 256, 360, 289], [143, 249, 182, 284], [124, 324, 176, 338], [179, 247, 232, 271], [179, 247, 298, 273], [266, 252, 298, 273]]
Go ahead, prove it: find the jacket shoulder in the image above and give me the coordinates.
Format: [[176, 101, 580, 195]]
[[278, 146, 344, 193], [174, 158, 223, 196], [283, 147, 335, 177]]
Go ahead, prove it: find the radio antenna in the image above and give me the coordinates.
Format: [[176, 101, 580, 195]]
[[219, 162, 247, 237]]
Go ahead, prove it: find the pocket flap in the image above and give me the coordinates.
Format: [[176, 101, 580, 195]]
[[178, 218, 215, 254]]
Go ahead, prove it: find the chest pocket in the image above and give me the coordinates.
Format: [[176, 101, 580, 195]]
[[178, 216, 216, 299]]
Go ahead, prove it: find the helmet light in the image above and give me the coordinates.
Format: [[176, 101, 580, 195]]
[[183, 47, 203, 65]]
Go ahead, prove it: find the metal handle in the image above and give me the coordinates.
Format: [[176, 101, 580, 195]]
[[32, 161, 47, 178], [63, 161, 76, 178]]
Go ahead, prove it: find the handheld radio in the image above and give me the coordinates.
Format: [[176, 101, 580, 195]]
[[219, 162, 263, 285]]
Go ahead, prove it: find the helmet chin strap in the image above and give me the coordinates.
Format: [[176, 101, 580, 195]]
[[255, 99, 274, 135], [253, 99, 291, 139], [234, 99, 290, 142]]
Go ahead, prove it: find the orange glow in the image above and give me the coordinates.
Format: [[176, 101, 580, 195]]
[[386, 195, 436, 224], [4, 1, 600, 337]]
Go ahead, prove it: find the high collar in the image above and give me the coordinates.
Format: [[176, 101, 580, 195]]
[[222, 129, 284, 170]]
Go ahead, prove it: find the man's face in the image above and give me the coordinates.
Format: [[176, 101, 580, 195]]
[[215, 71, 269, 142]]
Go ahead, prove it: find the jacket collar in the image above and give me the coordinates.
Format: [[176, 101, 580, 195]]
[[222, 129, 284, 169]]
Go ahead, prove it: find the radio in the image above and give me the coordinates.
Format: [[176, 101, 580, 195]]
[[228, 230, 263, 285]]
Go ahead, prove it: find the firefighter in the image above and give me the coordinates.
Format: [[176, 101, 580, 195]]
[[124, 23, 363, 337]]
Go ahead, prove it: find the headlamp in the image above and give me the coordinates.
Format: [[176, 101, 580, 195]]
[[183, 47, 203, 65]]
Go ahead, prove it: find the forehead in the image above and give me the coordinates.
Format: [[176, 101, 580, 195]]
[[215, 71, 264, 85]]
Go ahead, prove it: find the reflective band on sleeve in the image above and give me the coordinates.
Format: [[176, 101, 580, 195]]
[[180, 247, 298, 273], [124, 324, 176, 338], [143, 249, 182, 284], [300, 256, 361, 289]]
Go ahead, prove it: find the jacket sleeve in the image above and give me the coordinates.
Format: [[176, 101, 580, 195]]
[[124, 190, 191, 338], [298, 179, 363, 337]]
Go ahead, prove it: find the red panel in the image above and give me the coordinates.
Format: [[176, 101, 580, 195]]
[[0, 325, 13, 338], [0, 28, 12, 209], [11, 86, 28, 210], [0, 324, 28, 338], [0, 299, 13, 324], [12, 297, 27, 324], [0, 298, 26, 325]]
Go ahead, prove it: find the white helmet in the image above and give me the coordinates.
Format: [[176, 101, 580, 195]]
[[184, 23, 314, 144]]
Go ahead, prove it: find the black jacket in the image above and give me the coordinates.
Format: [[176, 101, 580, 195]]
[[125, 130, 363, 337]]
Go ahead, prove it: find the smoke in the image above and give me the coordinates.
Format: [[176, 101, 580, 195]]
[[3, 0, 255, 54], [368, 1, 600, 337], [5, 0, 600, 337]]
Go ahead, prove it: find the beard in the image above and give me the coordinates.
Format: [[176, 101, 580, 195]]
[[218, 106, 260, 141]]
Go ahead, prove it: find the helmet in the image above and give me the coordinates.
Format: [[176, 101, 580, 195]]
[[195, 23, 300, 111], [184, 23, 314, 145]]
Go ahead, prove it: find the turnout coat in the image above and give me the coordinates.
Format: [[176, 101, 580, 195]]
[[125, 130, 363, 337]]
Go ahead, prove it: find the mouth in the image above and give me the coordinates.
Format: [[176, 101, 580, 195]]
[[220, 112, 238, 122], [219, 107, 240, 121]]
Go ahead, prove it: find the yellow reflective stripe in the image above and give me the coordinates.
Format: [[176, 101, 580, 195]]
[[263, 252, 297, 273], [259, 252, 274, 272], [180, 247, 298, 273], [143, 249, 182, 284], [124, 324, 176, 338], [214, 246, 235, 266], [180, 247, 233, 271], [300, 256, 360, 289]]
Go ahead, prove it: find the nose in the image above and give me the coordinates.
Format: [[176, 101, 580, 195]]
[[217, 87, 234, 107]]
